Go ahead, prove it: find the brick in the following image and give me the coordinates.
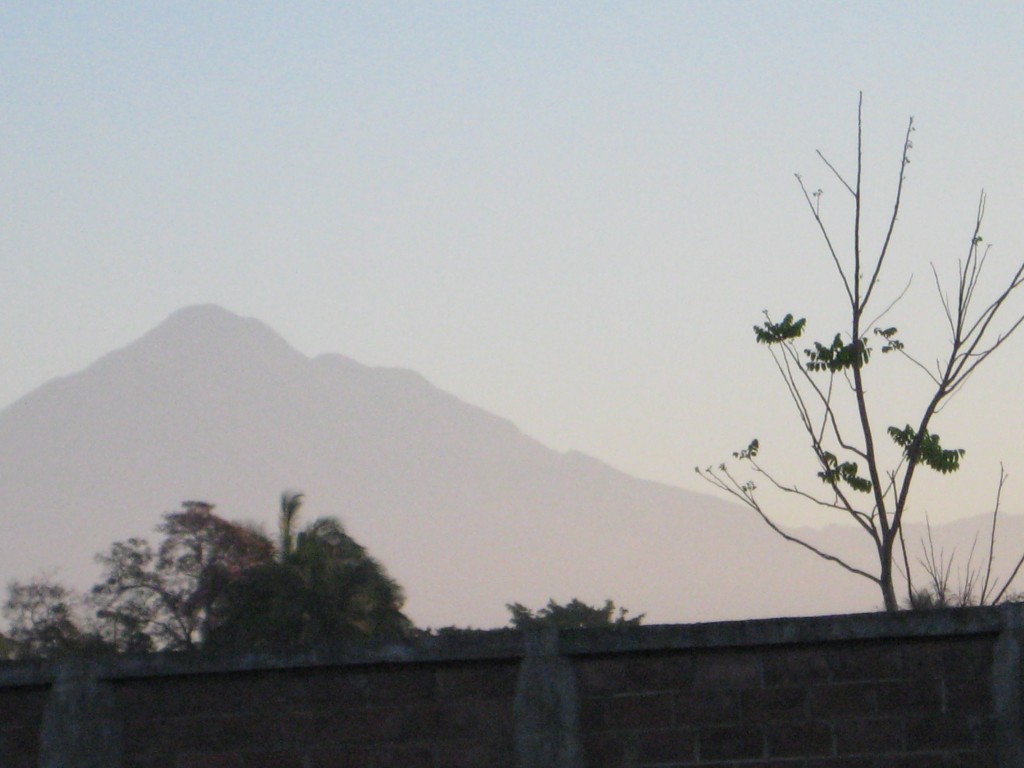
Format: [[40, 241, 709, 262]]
[[763, 646, 830, 685], [185, 714, 285, 752], [362, 667, 436, 701], [574, 653, 694, 695], [438, 696, 513, 738], [906, 714, 994, 750], [940, 638, 996, 679], [604, 692, 673, 729], [281, 668, 367, 707], [579, 697, 605, 732], [944, 674, 992, 715], [808, 682, 877, 717], [435, 739, 515, 768], [124, 718, 194, 754], [834, 717, 903, 754], [131, 675, 289, 720], [175, 753, 243, 768], [902, 637, 994, 681], [902, 639, 952, 680], [699, 724, 763, 760], [766, 721, 832, 757], [435, 662, 518, 697], [692, 650, 762, 689], [826, 642, 902, 682], [240, 752, 306, 768], [304, 746, 375, 768], [674, 688, 741, 725], [0, 686, 49, 727], [371, 744, 434, 768], [802, 758, 876, 768], [741, 685, 807, 722], [286, 702, 440, 746], [876, 679, 943, 715], [573, 657, 633, 694], [635, 728, 697, 763], [344, 702, 442, 743], [877, 752, 998, 768], [580, 732, 630, 765], [621, 653, 696, 691], [0, 725, 41, 765]]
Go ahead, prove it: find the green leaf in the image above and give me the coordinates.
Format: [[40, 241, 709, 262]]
[[754, 314, 806, 344], [887, 425, 965, 474], [804, 334, 871, 372], [817, 452, 872, 492], [873, 326, 904, 353], [733, 439, 760, 460]]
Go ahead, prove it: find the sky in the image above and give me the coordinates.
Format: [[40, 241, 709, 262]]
[[4, 2, 1024, 529]]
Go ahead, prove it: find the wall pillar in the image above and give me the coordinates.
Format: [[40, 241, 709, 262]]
[[513, 628, 582, 768], [994, 603, 1024, 768], [38, 661, 122, 768]]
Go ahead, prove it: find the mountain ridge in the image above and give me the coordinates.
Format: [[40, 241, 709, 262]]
[[2, 305, 1018, 626]]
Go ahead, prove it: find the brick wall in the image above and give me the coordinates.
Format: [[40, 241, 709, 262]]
[[2, 606, 1021, 767], [574, 635, 997, 765], [116, 659, 519, 768], [0, 681, 48, 768]]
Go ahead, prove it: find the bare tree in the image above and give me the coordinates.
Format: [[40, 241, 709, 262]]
[[909, 465, 1024, 608], [698, 95, 1024, 612]]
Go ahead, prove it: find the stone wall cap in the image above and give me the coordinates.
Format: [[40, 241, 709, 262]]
[[0, 605, 1013, 687]]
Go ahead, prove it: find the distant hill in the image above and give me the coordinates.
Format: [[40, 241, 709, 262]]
[[1, 305, 1019, 626]]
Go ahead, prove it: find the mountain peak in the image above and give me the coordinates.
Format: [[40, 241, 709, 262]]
[[133, 304, 306, 368], [162, 303, 246, 326], [154, 304, 278, 341]]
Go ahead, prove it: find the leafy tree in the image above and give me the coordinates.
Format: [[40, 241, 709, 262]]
[[506, 598, 643, 630], [206, 506, 411, 651], [2, 577, 110, 658], [3, 496, 410, 658], [91, 501, 275, 650], [0, 632, 15, 660], [698, 96, 1024, 612]]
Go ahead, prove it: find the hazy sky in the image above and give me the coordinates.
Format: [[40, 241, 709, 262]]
[[5, 2, 1024, 527]]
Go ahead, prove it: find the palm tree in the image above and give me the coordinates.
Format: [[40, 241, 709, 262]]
[[278, 491, 304, 561], [206, 494, 411, 651]]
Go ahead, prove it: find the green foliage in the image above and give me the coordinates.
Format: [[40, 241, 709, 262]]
[[754, 314, 805, 344], [91, 502, 275, 650], [817, 452, 872, 493], [733, 439, 759, 460], [701, 102, 1024, 614], [278, 491, 304, 561], [3, 495, 410, 659], [206, 515, 411, 652], [0, 632, 15, 660], [804, 334, 870, 372], [506, 598, 643, 630], [873, 326, 904, 353], [887, 425, 965, 474], [2, 578, 112, 659], [906, 587, 950, 611]]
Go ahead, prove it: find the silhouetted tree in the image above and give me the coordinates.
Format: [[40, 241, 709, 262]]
[[2, 577, 110, 658], [506, 598, 643, 630], [0, 631, 14, 660], [206, 504, 411, 651], [278, 491, 304, 561], [3, 496, 411, 658], [91, 501, 275, 650]]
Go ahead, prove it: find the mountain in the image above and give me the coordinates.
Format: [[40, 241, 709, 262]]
[[1, 305, 1019, 627]]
